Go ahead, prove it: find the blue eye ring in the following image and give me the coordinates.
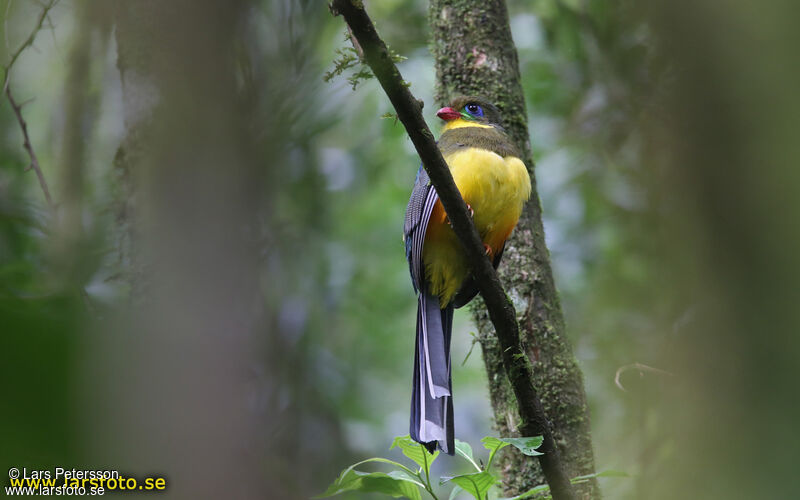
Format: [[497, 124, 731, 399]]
[[465, 103, 484, 117]]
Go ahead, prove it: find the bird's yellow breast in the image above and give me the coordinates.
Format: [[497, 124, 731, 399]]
[[423, 144, 531, 305]]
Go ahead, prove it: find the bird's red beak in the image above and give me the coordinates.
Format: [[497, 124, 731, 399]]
[[436, 107, 461, 121]]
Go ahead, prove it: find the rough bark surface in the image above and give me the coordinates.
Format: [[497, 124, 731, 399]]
[[113, 1, 189, 301], [429, 1, 599, 497]]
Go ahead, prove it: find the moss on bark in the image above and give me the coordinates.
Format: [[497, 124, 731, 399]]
[[429, 1, 599, 497]]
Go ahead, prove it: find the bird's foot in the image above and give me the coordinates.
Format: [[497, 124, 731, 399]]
[[446, 203, 474, 227], [483, 243, 493, 257]]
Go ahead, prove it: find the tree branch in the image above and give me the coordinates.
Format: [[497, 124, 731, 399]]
[[5, 85, 53, 208], [329, 1, 575, 498], [3, 0, 59, 210], [3, 0, 95, 313]]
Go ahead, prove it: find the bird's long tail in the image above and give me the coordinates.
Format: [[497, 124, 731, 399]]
[[410, 290, 455, 455]]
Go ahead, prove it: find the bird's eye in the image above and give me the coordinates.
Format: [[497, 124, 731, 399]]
[[465, 104, 484, 117]]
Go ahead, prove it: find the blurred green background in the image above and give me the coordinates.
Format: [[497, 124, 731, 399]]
[[2, 0, 799, 499]]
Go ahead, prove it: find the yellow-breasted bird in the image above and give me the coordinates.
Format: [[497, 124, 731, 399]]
[[404, 96, 532, 454]]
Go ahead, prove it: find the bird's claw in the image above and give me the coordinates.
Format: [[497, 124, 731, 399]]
[[446, 203, 474, 227], [483, 243, 493, 257]]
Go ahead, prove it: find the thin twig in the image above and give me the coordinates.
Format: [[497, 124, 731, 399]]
[[2, 0, 94, 314], [17, 95, 35, 108], [5, 85, 53, 207], [614, 362, 675, 392], [3, 0, 59, 210], [329, 1, 575, 498], [3, 0, 58, 81], [45, 12, 58, 49]]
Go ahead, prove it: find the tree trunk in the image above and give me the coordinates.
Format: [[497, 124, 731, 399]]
[[109, 2, 348, 497], [112, 0, 164, 301], [429, 1, 599, 497]]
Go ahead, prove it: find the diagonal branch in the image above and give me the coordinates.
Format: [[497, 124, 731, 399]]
[[5, 86, 53, 208], [3, 0, 59, 210], [3, 0, 58, 75], [329, 1, 575, 498]]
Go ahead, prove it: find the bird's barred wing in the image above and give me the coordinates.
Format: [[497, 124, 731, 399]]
[[404, 165, 438, 294], [406, 165, 457, 454]]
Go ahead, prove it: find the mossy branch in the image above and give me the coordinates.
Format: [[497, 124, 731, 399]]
[[329, 1, 575, 498]]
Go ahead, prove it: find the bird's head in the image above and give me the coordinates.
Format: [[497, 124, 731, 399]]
[[436, 96, 502, 129]]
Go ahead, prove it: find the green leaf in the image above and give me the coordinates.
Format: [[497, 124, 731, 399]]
[[318, 469, 422, 500], [480, 437, 510, 469], [317, 457, 422, 499], [387, 469, 426, 486], [391, 435, 439, 476], [499, 483, 550, 500], [498, 436, 544, 457], [449, 485, 464, 500], [441, 471, 497, 500], [454, 439, 481, 471]]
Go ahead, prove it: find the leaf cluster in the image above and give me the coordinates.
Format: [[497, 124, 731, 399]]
[[320, 434, 540, 500], [320, 434, 626, 500]]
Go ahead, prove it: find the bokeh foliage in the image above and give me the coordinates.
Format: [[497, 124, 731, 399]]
[[1, 0, 799, 499]]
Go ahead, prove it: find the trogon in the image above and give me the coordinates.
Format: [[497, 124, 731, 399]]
[[403, 96, 532, 454]]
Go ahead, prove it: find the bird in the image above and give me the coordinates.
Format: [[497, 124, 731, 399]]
[[403, 96, 532, 454]]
